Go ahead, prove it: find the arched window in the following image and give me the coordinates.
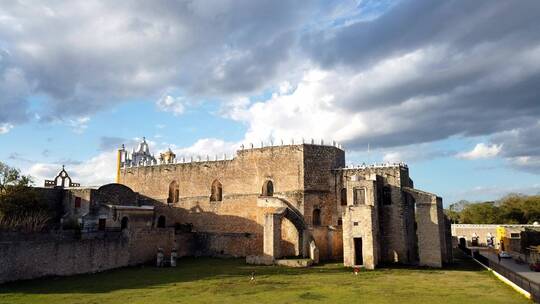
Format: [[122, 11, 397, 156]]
[[313, 208, 321, 226], [262, 180, 274, 197], [157, 215, 166, 228], [210, 180, 223, 201], [340, 188, 347, 206], [168, 181, 179, 205], [121, 216, 129, 230]]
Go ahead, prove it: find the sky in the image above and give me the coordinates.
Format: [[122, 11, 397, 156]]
[[1, 0, 540, 205]]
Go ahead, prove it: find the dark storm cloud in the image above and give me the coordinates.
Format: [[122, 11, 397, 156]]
[[0, 0, 315, 123], [299, 0, 540, 172]]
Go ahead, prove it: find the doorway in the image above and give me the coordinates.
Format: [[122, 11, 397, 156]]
[[354, 237, 363, 265], [459, 237, 466, 248]]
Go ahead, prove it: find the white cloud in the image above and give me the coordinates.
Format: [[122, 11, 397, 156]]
[[27, 151, 116, 187], [66, 116, 90, 134], [156, 95, 185, 116], [457, 143, 502, 160], [173, 138, 238, 160], [0, 123, 13, 134]]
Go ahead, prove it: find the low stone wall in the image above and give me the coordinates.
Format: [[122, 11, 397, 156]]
[[193, 232, 262, 257], [0, 229, 194, 284]]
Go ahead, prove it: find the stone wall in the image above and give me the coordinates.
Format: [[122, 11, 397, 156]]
[[450, 224, 499, 247], [340, 166, 412, 264], [0, 229, 194, 284], [119, 144, 345, 261]]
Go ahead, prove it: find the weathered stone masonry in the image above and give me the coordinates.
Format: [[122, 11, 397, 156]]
[[118, 140, 451, 268]]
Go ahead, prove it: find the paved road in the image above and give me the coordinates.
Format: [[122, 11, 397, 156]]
[[481, 250, 540, 283]]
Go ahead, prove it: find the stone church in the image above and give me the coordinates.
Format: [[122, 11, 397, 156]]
[[117, 138, 452, 269]]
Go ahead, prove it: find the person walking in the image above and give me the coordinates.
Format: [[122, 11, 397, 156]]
[[497, 252, 501, 263]]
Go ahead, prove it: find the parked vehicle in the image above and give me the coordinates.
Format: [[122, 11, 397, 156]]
[[499, 251, 512, 259], [529, 263, 540, 272]]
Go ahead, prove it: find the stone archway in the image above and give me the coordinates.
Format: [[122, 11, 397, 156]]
[[263, 207, 308, 260]]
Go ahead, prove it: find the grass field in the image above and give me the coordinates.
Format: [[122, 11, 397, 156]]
[[0, 252, 531, 304]]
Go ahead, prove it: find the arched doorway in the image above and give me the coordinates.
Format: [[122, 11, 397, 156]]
[[121, 216, 129, 230], [262, 180, 274, 196], [264, 205, 308, 260], [157, 215, 166, 228]]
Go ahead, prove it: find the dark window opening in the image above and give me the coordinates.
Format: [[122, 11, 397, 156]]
[[337, 218, 342, 226], [210, 180, 223, 201], [74, 197, 81, 208], [262, 180, 274, 197], [313, 208, 321, 226], [340, 188, 347, 206], [353, 222, 359, 226], [353, 188, 366, 205], [98, 218, 106, 231], [121, 217, 129, 230], [510, 233, 521, 238], [383, 186, 391, 205], [157, 215, 166, 228]]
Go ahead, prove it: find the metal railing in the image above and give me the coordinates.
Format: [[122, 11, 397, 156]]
[[460, 246, 540, 301], [486, 258, 540, 301]]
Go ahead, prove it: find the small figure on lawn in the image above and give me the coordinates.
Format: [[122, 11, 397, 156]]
[[353, 267, 360, 275], [157, 247, 164, 267], [250, 271, 255, 282], [171, 248, 178, 267]]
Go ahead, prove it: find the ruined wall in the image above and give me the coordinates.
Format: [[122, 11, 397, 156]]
[[451, 224, 499, 247], [63, 188, 94, 218], [340, 166, 411, 264], [342, 179, 379, 269], [303, 145, 345, 226], [119, 144, 344, 260], [0, 229, 194, 284], [311, 226, 343, 260]]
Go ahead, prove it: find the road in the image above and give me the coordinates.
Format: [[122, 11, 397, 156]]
[[481, 250, 540, 283]]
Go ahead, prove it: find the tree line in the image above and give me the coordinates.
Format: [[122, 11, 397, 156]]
[[445, 194, 540, 224], [0, 162, 54, 232]]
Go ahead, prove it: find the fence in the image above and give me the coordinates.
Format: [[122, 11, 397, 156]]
[[460, 247, 540, 301]]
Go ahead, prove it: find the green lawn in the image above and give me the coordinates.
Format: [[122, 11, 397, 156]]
[[0, 252, 531, 304]]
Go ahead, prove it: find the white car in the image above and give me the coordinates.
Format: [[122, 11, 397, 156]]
[[499, 251, 512, 258]]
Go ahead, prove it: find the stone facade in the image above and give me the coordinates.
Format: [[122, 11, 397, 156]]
[[118, 140, 451, 268], [0, 228, 193, 284]]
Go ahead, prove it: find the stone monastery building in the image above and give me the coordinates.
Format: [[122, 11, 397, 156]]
[[117, 138, 452, 269]]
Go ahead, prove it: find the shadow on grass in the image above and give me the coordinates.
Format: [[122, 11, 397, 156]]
[[0, 249, 482, 295], [0, 257, 349, 295]]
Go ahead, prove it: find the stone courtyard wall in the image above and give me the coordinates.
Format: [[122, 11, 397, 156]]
[[120, 144, 345, 260], [0, 229, 194, 284]]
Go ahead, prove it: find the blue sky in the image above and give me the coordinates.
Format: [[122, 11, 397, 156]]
[[1, 0, 540, 205]]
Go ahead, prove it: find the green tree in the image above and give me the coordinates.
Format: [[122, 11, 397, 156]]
[[0, 162, 52, 232], [460, 202, 502, 224]]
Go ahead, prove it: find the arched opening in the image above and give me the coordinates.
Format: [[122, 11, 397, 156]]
[[262, 180, 274, 197], [157, 215, 166, 228], [121, 216, 129, 230], [340, 188, 347, 206], [210, 180, 223, 202], [281, 217, 300, 257], [168, 181, 179, 205], [312, 208, 321, 226]]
